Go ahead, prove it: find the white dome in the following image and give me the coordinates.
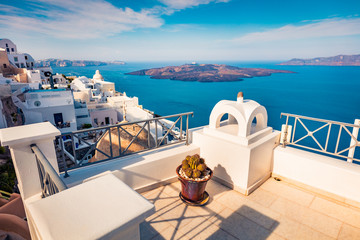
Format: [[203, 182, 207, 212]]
[[93, 70, 104, 81]]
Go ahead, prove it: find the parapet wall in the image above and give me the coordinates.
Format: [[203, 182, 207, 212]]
[[273, 146, 360, 203]]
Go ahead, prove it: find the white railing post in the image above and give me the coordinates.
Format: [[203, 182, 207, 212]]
[[0, 122, 60, 200], [0, 122, 60, 240], [347, 119, 360, 163]]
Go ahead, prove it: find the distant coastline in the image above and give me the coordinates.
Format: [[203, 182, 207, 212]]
[[279, 54, 360, 66], [35, 58, 125, 67], [126, 64, 294, 82]]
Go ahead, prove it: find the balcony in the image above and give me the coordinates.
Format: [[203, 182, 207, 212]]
[[0, 94, 359, 240]]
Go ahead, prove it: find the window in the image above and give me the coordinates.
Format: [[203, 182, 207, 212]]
[[34, 101, 41, 107], [105, 117, 110, 125], [15, 63, 19, 68], [26, 63, 29, 68], [76, 115, 89, 119], [5, 43, 8, 47], [25, 56, 28, 60], [31, 62, 34, 67], [6, 48, 9, 53], [94, 118, 98, 125], [54, 113, 64, 126], [14, 57, 18, 62], [11, 48, 14, 52], [3, 64, 6, 68], [20, 63, 25, 68]]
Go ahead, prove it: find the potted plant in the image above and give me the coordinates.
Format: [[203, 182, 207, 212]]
[[176, 154, 213, 205]]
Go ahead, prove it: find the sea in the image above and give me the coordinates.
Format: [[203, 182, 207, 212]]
[[53, 61, 360, 160], [53, 61, 360, 130]]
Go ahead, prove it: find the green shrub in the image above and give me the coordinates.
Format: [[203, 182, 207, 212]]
[[0, 158, 16, 193], [82, 123, 92, 129], [0, 147, 5, 154]]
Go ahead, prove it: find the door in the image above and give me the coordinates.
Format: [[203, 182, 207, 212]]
[[54, 113, 64, 126]]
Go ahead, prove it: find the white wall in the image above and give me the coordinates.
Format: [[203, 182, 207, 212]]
[[273, 146, 360, 203], [73, 90, 91, 103], [52, 73, 67, 84], [0, 101, 7, 129], [22, 90, 77, 132], [26, 70, 41, 84], [25, 90, 74, 109], [193, 128, 279, 195], [23, 105, 77, 132], [90, 108, 118, 126], [63, 143, 200, 190], [7, 53, 34, 69], [107, 96, 139, 108], [75, 107, 91, 128], [0, 39, 17, 53], [126, 106, 152, 122]]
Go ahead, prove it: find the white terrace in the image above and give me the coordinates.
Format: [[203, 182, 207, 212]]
[[1, 93, 360, 239]]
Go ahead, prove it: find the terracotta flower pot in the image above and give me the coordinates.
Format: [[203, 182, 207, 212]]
[[176, 165, 213, 203]]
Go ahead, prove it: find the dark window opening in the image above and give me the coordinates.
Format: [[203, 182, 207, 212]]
[[31, 62, 34, 67], [15, 63, 19, 68], [25, 56, 28, 60], [105, 117, 110, 125], [11, 48, 14, 52], [3, 64, 6, 68], [20, 63, 25, 68], [54, 113, 64, 126], [5, 43, 8, 47], [6, 48, 9, 52], [14, 57, 18, 62]]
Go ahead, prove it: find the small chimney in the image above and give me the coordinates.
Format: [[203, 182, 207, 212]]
[[237, 92, 243, 103]]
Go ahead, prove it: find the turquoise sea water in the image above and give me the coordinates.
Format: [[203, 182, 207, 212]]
[[53, 61, 360, 131]]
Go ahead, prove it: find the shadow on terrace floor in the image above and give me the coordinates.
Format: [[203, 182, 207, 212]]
[[141, 177, 360, 239], [140, 179, 279, 240]]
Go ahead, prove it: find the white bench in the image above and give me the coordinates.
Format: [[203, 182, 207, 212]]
[[27, 174, 154, 240]]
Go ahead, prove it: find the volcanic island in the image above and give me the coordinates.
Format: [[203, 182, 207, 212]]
[[125, 64, 294, 82]]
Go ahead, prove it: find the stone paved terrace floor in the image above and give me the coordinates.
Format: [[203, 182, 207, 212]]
[[140, 178, 360, 240]]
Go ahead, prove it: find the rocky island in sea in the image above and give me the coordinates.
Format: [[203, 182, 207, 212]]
[[126, 64, 294, 82], [279, 54, 360, 66]]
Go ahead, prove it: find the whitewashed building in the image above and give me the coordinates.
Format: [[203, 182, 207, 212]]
[[0, 39, 35, 69], [74, 100, 92, 128], [12, 88, 77, 133], [71, 70, 115, 103]]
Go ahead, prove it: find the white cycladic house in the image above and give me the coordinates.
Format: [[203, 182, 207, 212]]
[[89, 106, 118, 127], [35, 66, 54, 83], [12, 88, 77, 133], [52, 73, 67, 85], [71, 70, 115, 103], [0, 39, 35, 69], [0, 38, 17, 54], [26, 69, 41, 88]]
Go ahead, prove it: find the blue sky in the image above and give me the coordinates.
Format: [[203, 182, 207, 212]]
[[0, 0, 359, 61]]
